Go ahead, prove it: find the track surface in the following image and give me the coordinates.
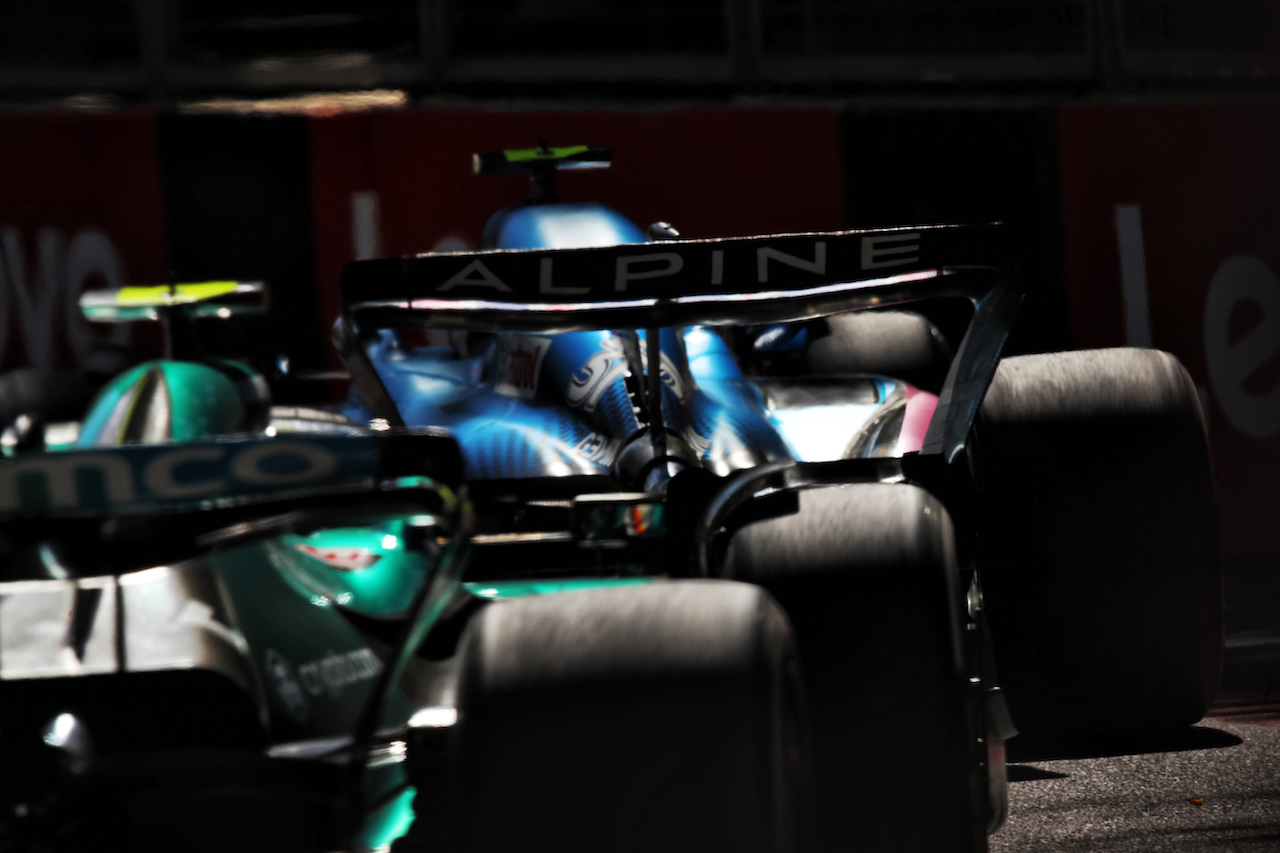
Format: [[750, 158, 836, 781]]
[[993, 558, 1280, 852], [995, 719, 1280, 852]]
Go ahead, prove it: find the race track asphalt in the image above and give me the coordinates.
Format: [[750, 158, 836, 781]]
[[994, 718, 1280, 852], [992, 558, 1280, 852]]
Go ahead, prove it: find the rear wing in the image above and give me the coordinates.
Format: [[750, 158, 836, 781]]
[[0, 430, 462, 520], [81, 281, 267, 323], [0, 430, 465, 581], [81, 280, 269, 361], [473, 144, 611, 176], [473, 142, 612, 203], [337, 224, 1020, 461], [340, 223, 1005, 333]]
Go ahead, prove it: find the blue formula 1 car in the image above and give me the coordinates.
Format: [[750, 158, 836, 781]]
[[327, 145, 1222, 851], [0, 144, 1222, 853]]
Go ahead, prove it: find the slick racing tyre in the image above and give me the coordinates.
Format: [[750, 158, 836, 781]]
[[976, 348, 1224, 738], [804, 310, 953, 393], [446, 581, 810, 853], [721, 483, 992, 853]]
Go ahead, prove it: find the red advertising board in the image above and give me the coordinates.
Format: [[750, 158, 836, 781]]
[[1059, 102, 1280, 559], [0, 110, 167, 369], [307, 105, 845, 347]]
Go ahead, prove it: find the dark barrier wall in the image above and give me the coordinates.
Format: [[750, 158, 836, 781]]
[[158, 113, 326, 370], [841, 107, 1069, 355], [0, 110, 167, 368], [1059, 102, 1280, 562]]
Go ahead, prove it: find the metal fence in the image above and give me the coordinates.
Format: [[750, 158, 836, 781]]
[[0, 0, 1276, 98]]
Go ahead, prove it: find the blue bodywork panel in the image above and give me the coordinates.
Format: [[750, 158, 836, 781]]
[[481, 202, 647, 250]]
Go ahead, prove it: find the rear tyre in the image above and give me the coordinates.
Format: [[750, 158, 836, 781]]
[[721, 483, 989, 853], [976, 348, 1224, 738], [804, 310, 952, 393], [450, 581, 810, 853]]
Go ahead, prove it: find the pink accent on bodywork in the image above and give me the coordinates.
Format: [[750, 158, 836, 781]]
[[294, 544, 381, 571], [897, 387, 939, 455]]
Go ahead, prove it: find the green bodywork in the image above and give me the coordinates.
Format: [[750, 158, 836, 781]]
[[62, 357, 650, 849], [278, 526, 428, 618], [465, 577, 653, 600], [77, 360, 248, 446], [211, 536, 420, 850], [71, 358, 421, 844]]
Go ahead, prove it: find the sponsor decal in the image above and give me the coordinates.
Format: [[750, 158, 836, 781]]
[[293, 544, 381, 571], [574, 431, 621, 465], [641, 337, 687, 404], [566, 335, 684, 413], [399, 235, 924, 297], [0, 438, 359, 514], [264, 648, 309, 722], [437, 259, 513, 292], [345, 226, 987, 311], [497, 335, 552, 399], [566, 335, 629, 413], [264, 647, 383, 718], [297, 648, 382, 699]]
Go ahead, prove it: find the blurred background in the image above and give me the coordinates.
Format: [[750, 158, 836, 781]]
[[0, 1, 1277, 707]]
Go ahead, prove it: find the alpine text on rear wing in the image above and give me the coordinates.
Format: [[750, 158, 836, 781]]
[[340, 224, 1008, 333]]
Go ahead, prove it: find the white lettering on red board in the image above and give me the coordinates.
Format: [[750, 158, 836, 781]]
[[1204, 255, 1280, 439], [0, 226, 130, 367], [1115, 205, 1153, 348], [351, 190, 383, 261]]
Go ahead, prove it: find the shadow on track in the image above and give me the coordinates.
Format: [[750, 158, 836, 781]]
[[1007, 725, 1244, 763]]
